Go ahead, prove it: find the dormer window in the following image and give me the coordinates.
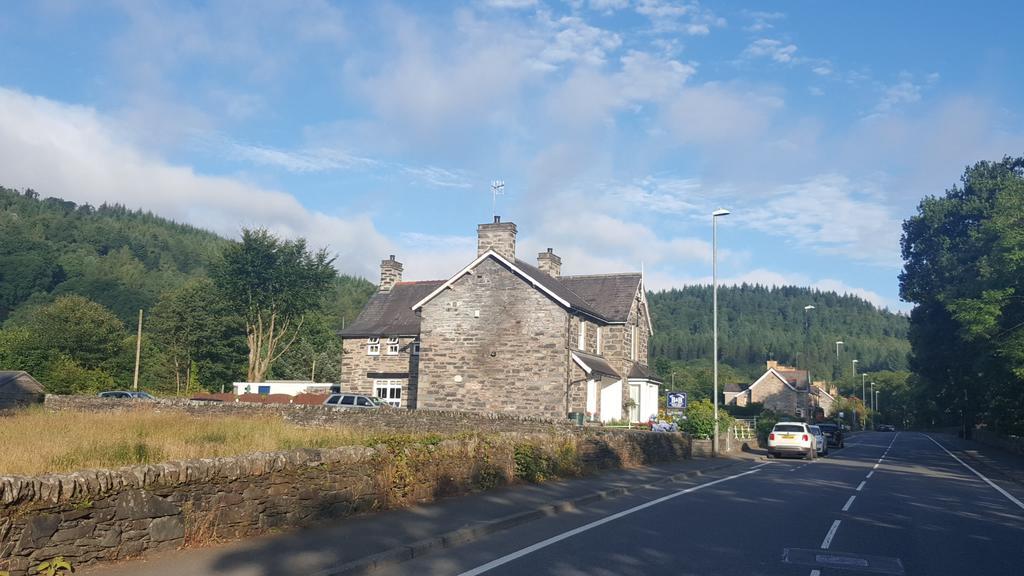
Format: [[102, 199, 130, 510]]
[[386, 337, 400, 355], [367, 337, 380, 356]]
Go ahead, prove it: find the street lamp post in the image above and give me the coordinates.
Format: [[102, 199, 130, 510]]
[[804, 305, 815, 386], [835, 341, 843, 359], [862, 373, 867, 405], [712, 208, 730, 458], [871, 382, 876, 411]]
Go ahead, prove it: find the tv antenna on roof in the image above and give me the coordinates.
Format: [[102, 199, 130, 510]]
[[491, 180, 505, 220]]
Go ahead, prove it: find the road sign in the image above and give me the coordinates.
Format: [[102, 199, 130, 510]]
[[667, 392, 687, 409]]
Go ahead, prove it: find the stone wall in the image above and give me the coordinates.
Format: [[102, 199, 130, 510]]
[[417, 257, 571, 419], [0, 430, 689, 575], [41, 395, 577, 435]]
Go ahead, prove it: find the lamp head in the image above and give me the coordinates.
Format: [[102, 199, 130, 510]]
[[836, 340, 844, 345], [804, 305, 815, 310], [712, 208, 731, 217]]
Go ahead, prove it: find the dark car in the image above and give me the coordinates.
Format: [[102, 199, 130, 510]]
[[817, 422, 844, 448], [98, 390, 157, 400]]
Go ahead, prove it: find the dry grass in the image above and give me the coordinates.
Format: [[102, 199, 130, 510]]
[[0, 407, 432, 476]]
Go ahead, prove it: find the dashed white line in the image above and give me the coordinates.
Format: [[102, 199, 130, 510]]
[[842, 495, 857, 511], [856, 481, 866, 492], [923, 434, 1024, 511], [455, 468, 763, 576], [872, 462, 880, 469], [866, 470, 875, 478], [820, 520, 841, 549], [809, 570, 821, 576]]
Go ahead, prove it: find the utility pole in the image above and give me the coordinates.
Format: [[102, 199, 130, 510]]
[[132, 309, 143, 391]]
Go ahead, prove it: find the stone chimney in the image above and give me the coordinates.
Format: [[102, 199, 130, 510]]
[[766, 360, 779, 370], [477, 216, 517, 261], [537, 248, 561, 277], [379, 255, 403, 292]]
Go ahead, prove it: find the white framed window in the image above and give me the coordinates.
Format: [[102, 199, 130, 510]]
[[374, 379, 403, 407], [596, 326, 602, 355], [631, 326, 637, 361], [367, 337, 380, 356], [386, 337, 400, 355], [411, 341, 420, 355], [578, 320, 586, 351]]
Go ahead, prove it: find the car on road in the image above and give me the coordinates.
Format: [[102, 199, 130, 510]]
[[817, 422, 845, 448], [808, 425, 828, 456], [323, 393, 384, 408], [767, 422, 817, 459], [97, 390, 157, 400], [876, 424, 896, 432]]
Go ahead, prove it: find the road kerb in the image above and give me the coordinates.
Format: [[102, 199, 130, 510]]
[[319, 459, 744, 576]]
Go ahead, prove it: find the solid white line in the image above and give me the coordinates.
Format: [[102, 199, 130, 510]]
[[455, 468, 763, 576], [866, 470, 875, 479], [820, 520, 841, 549], [923, 434, 1024, 511], [842, 495, 857, 511], [856, 481, 866, 492]]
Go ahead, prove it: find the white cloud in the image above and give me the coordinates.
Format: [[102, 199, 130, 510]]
[[635, 0, 725, 35], [743, 10, 784, 32], [0, 87, 390, 279], [588, 0, 630, 12], [401, 166, 475, 189], [742, 38, 798, 63], [484, 0, 538, 8], [739, 174, 903, 267], [664, 82, 784, 147]]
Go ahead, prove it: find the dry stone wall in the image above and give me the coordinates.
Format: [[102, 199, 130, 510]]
[[0, 429, 689, 575], [42, 395, 576, 434]]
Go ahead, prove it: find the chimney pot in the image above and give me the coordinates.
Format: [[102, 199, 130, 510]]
[[494, 215, 500, 223]]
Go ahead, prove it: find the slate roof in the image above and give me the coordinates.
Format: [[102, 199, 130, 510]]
[[560, 274, 642, 323], [0, 371, 45, 394], [627, 362, 662, 383], [339, 281, 444, 337], [723, 383, 746, 393], [511, 259, 606, 320], [572, 351, 621, 379]]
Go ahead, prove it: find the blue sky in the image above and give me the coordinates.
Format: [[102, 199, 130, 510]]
[[2, 1, 1022, 311]]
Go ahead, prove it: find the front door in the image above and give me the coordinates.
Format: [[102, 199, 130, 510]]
[[628, 384, 641, 423]]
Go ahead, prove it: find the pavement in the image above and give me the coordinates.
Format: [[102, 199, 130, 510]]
[[80, 450, 763, 576]]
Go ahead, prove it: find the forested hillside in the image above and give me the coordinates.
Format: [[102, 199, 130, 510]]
[[0, 187, 375, 393], [648, 285, 910, 395]]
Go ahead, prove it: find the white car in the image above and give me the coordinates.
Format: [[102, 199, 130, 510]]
[[808, 425, 828, 456], [767, 422, 817, 460]]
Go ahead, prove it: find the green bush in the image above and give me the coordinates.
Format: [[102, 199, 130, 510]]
[[676, 399, 733, 440], [513, 443, 550, 483]]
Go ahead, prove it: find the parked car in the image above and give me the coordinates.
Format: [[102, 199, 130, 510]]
[[808, 425, 828, 456], [322, 393, 384, 408], [817, 422, 845, 448], [876, 424, 896, 432], [767, 422, 817, 459], [98, 390, 157, 400]]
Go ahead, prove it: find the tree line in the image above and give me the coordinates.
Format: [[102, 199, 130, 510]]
[[900, 157, 1024, 436], [0, 187, 374, 394]]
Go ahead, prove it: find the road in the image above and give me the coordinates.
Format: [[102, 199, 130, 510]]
[[376, 432, 1024, 576]]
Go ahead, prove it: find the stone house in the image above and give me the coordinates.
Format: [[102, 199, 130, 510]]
[[724, 360, 838, 419], [340, 217, 660, 422]]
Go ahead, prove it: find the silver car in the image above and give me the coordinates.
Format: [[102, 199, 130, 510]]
[[323, 393, 384, 408], [808, 425, 828, 456]]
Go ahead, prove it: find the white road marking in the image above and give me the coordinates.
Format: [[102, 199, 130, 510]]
[[809, 570, 821, 576], [842, 495, 857, 511], [866, 470, 875, 478], [872, 462, 880, 469], [820, 520, 841, 549], [923, 434, 1024, 511], [455, 468, 762, 576], [752, 462, 771, 469], [856, 481, 866, 492]]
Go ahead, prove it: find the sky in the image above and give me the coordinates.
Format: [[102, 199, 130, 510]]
[[1, 1, 1022, 312]]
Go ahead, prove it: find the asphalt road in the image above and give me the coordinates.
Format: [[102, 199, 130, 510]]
[[378, 432, 1024, 576]]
